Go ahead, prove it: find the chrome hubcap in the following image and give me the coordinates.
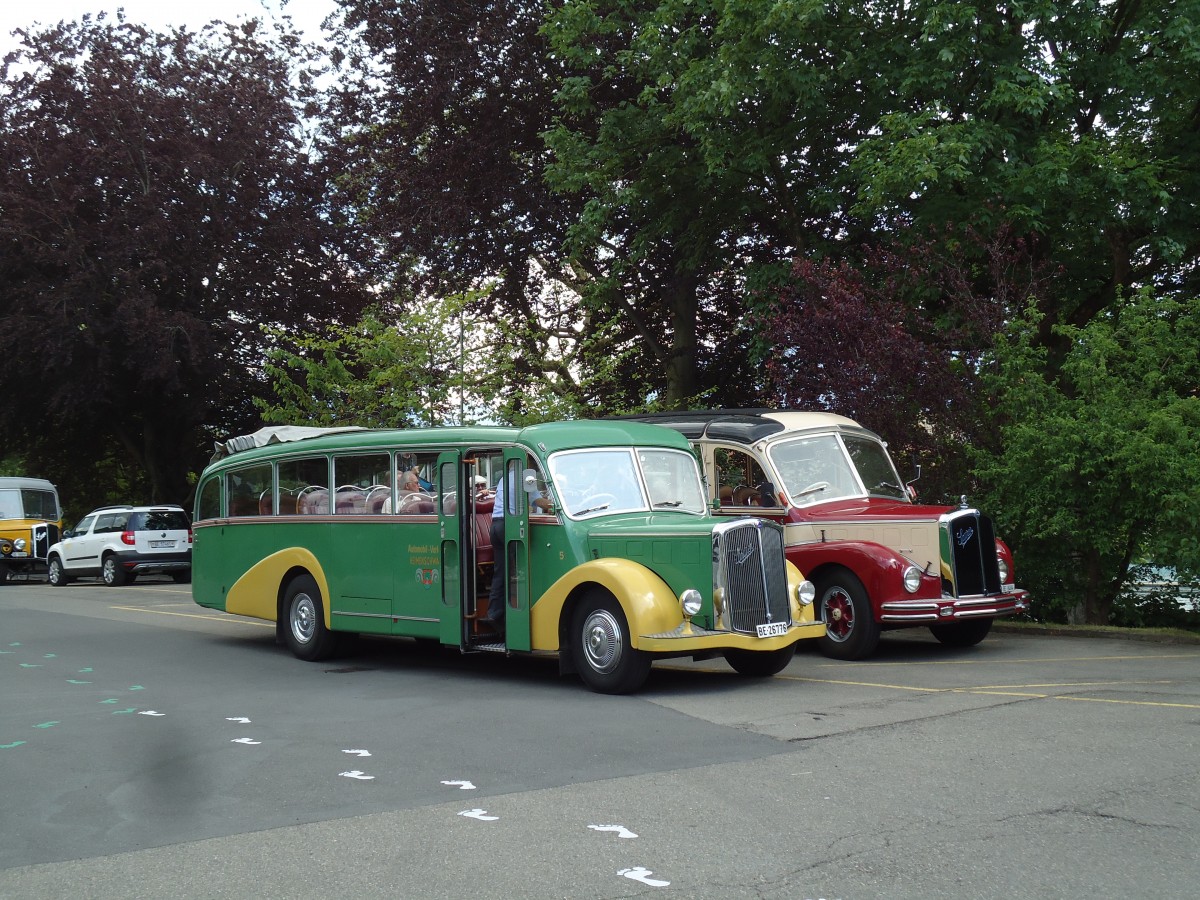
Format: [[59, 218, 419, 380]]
[[291, 594, 316, 644], [582, 609, 622, 674]]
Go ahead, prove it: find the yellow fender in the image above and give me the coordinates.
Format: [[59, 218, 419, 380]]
[[530, 557, 820, 652], [226, 547, 332, 627], [530, 558, 686, 652]]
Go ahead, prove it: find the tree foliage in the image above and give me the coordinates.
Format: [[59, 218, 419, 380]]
[[973, 290, 1200, 624], [0, 15, 367, 507], [757, 226, 1055, 502]]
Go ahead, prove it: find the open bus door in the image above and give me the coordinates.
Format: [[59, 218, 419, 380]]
[[436, 450, 465, 647], [499, 449, 532, 651]]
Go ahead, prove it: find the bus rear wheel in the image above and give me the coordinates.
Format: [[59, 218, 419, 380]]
[[571, 593, 651, 694], [284, 574, 339, 661]]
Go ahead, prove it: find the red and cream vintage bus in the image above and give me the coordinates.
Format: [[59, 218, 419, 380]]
[[622, 410, 1029, 659]]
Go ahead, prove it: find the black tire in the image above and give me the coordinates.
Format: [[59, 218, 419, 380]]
[[571, 593, 651, 694], [47, 557, 70, 586], [125, 573, 138, 585], [283, 574, 340, 661], [723, 645, 796, 678], [929, 617, 993, 647], [0, 562, 11, 585], [101, 554, 127, 587], [815, 569, 880, 660], [172, 571, 192, 584]]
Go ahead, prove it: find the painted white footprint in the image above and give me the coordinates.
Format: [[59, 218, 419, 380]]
[[340, 770, 375, 780], [441, 779, 477, 790], [458, 808, 499, 821], [588, 824, 638, 839], [619, 867, 670, 887]]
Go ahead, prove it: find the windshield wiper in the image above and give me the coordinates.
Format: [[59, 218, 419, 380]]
[[575, 503, 610, 516], [654, 500, 683, 507]]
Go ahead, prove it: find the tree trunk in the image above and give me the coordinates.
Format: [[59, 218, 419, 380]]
[[663, 271, 700, 407]]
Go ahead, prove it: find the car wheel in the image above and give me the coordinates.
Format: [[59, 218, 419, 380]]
[[47, 556, 70, 587], [172, 571, 192, 584], [815, 569, 880, 660], [571, 592, 651, 694], [284, 574, 340, 661], [101, 554, 127, 587], [723, 645, 795, 678], [929, 618, 993, 647]]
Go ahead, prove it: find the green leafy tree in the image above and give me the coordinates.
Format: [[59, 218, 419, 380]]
[[851, 0, 1200, 341], [0, 15, 367, 507], [256, 290, 639, 428], [973, 291, 1200, 625]]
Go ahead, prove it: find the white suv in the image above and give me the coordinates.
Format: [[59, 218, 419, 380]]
[[46, 505, 192, 587]]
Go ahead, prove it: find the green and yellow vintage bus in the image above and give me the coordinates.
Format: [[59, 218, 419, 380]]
[[192, 420, 824, 693]]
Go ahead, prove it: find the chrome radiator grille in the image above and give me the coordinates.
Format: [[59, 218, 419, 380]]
[[713, 519, 790, 633], [32, 523, 59, 561], [944, 510, 1002, 597]]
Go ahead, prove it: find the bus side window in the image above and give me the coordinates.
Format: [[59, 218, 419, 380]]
[[227, 464, 272, 517], [279, 457, 328, 516]]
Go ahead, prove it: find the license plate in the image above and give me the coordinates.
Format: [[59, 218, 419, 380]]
[[13, 551, 28, 558], [756, 621, 788, 638], [1002, 583, 1015, 593], [150, 540, 174, 549]]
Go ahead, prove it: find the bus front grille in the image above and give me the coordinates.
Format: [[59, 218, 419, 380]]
[[32, 524, 58, 561], [713, 519, 791, 634], [943, 510, 1002, 597]]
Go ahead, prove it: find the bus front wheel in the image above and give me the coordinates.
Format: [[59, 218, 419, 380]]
[[284, 575, 339, 661], [571, 593, 651, 694], [723, 645, 795, 677]]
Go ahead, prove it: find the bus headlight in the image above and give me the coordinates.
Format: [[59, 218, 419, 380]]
[[795, 580, 816, 606], [14, 539, 26, 552], [679, 589, 703, 618], [997, 557, 1010, 583], [903, 565, 922, 593]]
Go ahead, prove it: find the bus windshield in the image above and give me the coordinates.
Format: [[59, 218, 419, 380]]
[[0, 488, 59, 520], [550, 448, 707, 518], [769, 434, 908, 505]]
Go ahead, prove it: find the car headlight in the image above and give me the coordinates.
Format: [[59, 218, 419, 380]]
[[795, 580, 816, 606], [903, 565, 923, 593], [997, 557, 1010, 583], [679, 589, 703, 618]]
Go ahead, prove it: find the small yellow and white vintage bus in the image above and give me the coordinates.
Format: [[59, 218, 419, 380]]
[[0, 476, 62, 583], [192, 420, 824, 693]]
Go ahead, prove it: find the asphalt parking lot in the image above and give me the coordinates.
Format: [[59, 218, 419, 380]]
[[2, 579, 1198, 899]]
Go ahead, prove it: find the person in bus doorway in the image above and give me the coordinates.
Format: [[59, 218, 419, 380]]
[[486, 465, 552, 639]]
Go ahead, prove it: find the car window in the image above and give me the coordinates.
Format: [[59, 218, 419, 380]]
[[73, 515, 97, 536], [134, 511, 190, 531]]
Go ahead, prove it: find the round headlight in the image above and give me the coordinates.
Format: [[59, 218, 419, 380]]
[[903, 565, 922, 593], [796, 580, 816, 606], [14, 538, 27, 552], [997, 557, 1010, 583], [680, 589, 703, 618]]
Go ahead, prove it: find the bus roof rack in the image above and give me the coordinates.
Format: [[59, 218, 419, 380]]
[[210, 425, 367, 463]]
